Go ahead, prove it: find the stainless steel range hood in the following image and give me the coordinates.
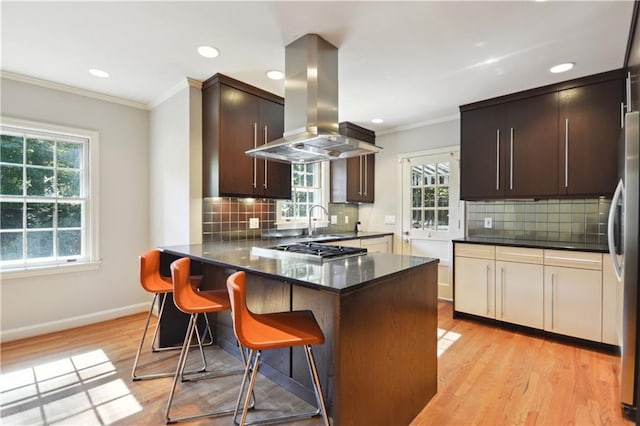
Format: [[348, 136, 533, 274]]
[[245, 34, 381, 164]]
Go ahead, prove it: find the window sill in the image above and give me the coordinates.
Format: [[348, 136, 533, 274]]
[[1, 261, 101, 280]]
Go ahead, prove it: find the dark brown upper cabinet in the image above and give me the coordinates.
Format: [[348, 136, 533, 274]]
[[558, 79, 624, 197], [202, 73, 291, 199], [460, 69, 624, 200], [505, 92, 559, 198], [330, 122, 376, 203], [460, 94, 558, 199]]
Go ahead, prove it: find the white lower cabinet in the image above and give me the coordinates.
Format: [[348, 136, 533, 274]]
[[454, 243, 616, 345], [495, 246, 544, 329], [543, 250, 603, 342], [360, 236, 392, 253], [454, 244, 495, 318]]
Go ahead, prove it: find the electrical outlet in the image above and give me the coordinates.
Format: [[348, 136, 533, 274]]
[[484, 217, 493, 229], [249, 218, 259, 229], [384, 215, 396, 225], [331, 215, 338, 224], [344, 216, 349, 224]]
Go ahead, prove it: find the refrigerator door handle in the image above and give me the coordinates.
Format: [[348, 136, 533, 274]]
[[608, 178, 624, 281]]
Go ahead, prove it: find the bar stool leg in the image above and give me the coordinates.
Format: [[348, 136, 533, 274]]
[[165, 313, 246, 424], [132, 294, 210, 381], [304, 345, 330, 426], [232, 347, 330, 426]]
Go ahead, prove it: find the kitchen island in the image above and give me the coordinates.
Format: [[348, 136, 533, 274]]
[[158, 238, 439, 426]]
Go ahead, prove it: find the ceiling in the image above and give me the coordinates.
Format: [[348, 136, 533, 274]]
[[1, 1, 635, 133]]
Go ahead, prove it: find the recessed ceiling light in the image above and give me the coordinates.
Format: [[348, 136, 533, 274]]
[[371, 118, 384, 124], [266, 70, 284, 80], [198, 46, 220, 58], [89, 68, 109, 78], [550, 62, 575, 73]]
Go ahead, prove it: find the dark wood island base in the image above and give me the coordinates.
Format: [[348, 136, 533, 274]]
[[159, 245, 438, 425]]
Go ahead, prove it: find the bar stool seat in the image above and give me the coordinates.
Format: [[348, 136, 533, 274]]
[[132, 249, 212, 381], [165, 257, 245, 424], [227, 271, 330, 426]]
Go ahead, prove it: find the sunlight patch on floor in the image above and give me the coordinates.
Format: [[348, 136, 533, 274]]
[[0, 349, 142, 425], [437, 327, 461, 357]]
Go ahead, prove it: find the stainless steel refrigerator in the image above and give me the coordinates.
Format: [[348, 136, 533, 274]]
[[608, 110, 640, 420]]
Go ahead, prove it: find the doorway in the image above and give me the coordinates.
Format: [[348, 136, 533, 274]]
[[400, 148, 463, 300]]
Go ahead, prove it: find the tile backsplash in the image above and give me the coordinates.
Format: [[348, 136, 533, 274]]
[[203, 198, 277, 241], [202, 198, 360, 242], [466, 198, 611, 245]]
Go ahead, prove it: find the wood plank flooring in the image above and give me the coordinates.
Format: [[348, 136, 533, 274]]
[[0, 302, 632, 425]]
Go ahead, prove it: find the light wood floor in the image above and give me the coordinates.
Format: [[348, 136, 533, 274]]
[[0, 302, 632, 425]]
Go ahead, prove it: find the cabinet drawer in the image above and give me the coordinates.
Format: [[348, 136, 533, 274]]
[[455, 243, 495, 260], [544, 250, 602, 270], [495, 246, 543, 264]]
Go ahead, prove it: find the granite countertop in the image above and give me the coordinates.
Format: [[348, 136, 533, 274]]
[[453, 237, 609, 253], [161, 232, 436, 295]]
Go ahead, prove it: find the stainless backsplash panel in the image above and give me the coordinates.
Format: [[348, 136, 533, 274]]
[[466, 198, 610, 244]]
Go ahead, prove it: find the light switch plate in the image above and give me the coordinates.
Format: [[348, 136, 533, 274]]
[[331, 215, 338, 224], [249, 218, 259, 229], [484, 217, 493, 229], [384, 215, 396, 225], [344, 216, 349, 224]]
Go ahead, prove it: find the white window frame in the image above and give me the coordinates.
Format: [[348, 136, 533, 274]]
[[276, 162, 330, 230], [1, 117, 100, 278]]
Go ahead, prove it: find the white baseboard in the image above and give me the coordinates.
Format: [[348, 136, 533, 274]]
[[0, 302, 151, 343]]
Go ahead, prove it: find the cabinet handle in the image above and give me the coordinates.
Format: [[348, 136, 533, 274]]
[[565, 118, 569, 188], [501, 266, 505, 319], [550, 273, 555, 329], [364, 156, 368, 196], [358, 156, 363, 196], [263, 125, 268, 189], [253, 123, 257, 188], [621, 102, 625, 129], [496, 129, 500, 190], [509, 128, 514, 191], [627, 71, 632, 113], [486, 264, 490, 315]]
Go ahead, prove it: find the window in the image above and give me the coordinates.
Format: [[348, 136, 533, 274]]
[[0, 118, 99, 274], [277, 162, 327, 225], [411, 161, 451, 231]]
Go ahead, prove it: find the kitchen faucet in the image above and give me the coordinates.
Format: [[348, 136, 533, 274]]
[[308, 204, 329, 237]]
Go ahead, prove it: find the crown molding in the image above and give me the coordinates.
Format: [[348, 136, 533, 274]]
[[148, 77, 203, 109], [0, 70, 149, 110], [376, 113, 460, 136]]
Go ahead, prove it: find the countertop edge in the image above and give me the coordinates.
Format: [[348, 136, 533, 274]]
[[453, 238, 608, 253]]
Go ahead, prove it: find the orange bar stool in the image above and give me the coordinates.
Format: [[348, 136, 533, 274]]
[[226, 271, 330, 426], [165, 257, 246, 424], [131, 249, 213, 381]]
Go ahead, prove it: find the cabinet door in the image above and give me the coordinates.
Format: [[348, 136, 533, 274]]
[[219, 84, 260, 197], [460, 104, 506, 199], [558, 79, 623, 196], [454, 256, 495, 318], [344, 155, 375, 203], [496, 261, 543, 329], [361, 154, 375, 203], [505, 93, 559, 197], [543, 266, 602, 341], [258, 99, 291, 199], [360, 236, 391, 253]]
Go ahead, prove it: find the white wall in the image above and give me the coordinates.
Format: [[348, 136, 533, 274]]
[[149, 81, 202, 247], [359, 118, 461, 239], [0, 77, 151, 341]]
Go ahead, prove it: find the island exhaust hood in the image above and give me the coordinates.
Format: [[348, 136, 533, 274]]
[[245, 33, 381, 164]]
